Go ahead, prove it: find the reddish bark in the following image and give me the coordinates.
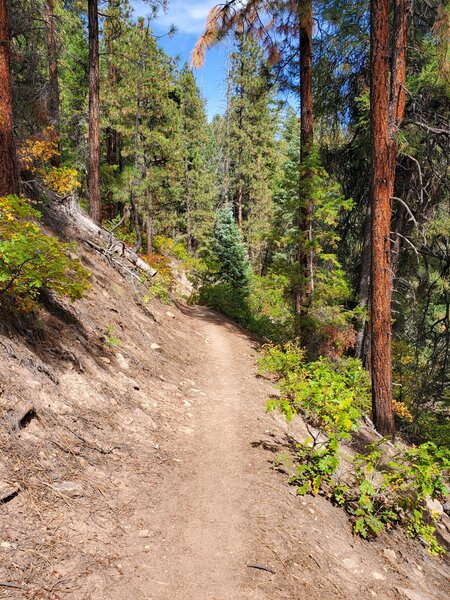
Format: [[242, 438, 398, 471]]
[[296, 0, 314, 328], [88, 0, 101, 223], [370, 0, 407, 438], [0, 0, 19, 196]]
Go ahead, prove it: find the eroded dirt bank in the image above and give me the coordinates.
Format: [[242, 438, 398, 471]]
[[1, 242, 449, 599]]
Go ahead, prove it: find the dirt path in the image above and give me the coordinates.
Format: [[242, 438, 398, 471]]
[[2, 245, 449, 600], [106, 306, 450, 600], [112, 306, 272, 600]]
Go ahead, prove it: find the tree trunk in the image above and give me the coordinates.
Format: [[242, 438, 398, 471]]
[[296, 0, 314, 331], [237, 180, 243, 229], [369, 0, 407, 438], [130, 18, 148, 254], [44, 0, 60, 134], [88, 0, 101, 223], [104, 0, 119, 219], [355, 203, 372, 366], [370, 0, 394, 437], [0, 0, 19, 196], [146, 191, 153, 255]]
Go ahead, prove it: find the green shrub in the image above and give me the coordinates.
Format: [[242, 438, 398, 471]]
[[345, 442, 450, 555], [196, 272, 294, 341], [0, 195, 90, 310], [260, 342, 450, 554]]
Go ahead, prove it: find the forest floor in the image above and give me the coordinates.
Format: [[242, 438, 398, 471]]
[[1, 229, 450, 600]]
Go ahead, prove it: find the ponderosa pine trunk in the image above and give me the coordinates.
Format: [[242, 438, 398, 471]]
[[370, 0, 406, 438], [370, 0, 393, 437], [88, 0, 101, 223], [0, 0, 19, 196], [44, 0, 60, 133], [104, 0, 119, 219], [296, 0, 314, 331]]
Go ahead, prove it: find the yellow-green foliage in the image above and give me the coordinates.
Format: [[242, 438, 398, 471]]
[[0, 196, 90, 310], [261, 342, 450, 554], [18, 127, 81, 196]]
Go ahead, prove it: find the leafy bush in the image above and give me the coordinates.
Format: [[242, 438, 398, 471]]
[[18, 127, 81, 196], [0, 196, 90, 310], [197, 272, 295, 341], [141, 253, 173, 304], [260, 342, 450, 554], [262, 343, 364, 492], [344, 442, 450, 555]]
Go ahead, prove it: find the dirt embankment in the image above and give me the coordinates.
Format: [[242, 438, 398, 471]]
[[0, 222, 449, 599]]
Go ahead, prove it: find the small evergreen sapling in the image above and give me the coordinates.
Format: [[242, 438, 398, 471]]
[[211, 205, 251, 291]]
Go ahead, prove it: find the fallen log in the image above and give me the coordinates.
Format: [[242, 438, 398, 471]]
[[33, 186, 157, 279], [64, 200, 157, 277]]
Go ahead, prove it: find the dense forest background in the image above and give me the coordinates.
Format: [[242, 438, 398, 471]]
[[0, 0, 448, 448]]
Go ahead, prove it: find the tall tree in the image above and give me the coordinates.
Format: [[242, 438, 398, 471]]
[[179, 65, 213, 254], [88, 0, 101, 223], [44, 0, 60, 132], [297, 0, 314, 327], [0, 0, 19, 195], [192, 0, 315, 330], [370, 0, 407, 437], [227, 34, 276, 271]]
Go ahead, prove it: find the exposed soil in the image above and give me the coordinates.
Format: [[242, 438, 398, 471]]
[[0, 239, 449, 599]]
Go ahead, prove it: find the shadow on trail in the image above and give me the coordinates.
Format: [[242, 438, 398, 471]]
[[172, 300, 265, 346]]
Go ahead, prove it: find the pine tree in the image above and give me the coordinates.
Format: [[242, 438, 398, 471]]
[[211, 205, 251, 291], [104, 17, 183, 249], [227, 34, 276, 272], [0, 0, 19, 195], [87, 0, 101, 223], [44, 0, 60, 134], [179, 65, 214, 254]]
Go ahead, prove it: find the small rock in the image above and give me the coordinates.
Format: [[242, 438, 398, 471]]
[[150, 343, 161, 350], [52, 481, 83, 498], [342, 557, 359, 571], [116, 353, 129, 369], [166, 311, 175, 318], [372, 572, 385, 581], [143, 545, 150, 552], [138, 530, 150, 538], [425, 498, 444, 519], [178, 426, 195, 435], [398, 588, 437, 600], [443, 499, 450, 516], [1, 541, 12, 549], [0, 482, 19, 503], [183, 400, 192, 407], [383, 548, 397, 565], [442, 513, 450, 533], [100, 357, 111, 364]]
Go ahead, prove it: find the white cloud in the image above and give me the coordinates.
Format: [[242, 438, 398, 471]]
[[133, 1, 215, 35]]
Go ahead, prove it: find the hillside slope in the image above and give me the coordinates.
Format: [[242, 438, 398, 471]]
[[0, 215, 449, 600]]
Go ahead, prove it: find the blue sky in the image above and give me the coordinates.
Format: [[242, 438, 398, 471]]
[[132, 1, 228, 121]]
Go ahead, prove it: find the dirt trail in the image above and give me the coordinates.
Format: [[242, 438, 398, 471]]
[[111, 306, 271, 599], [1, 257, 449, 600], [105, 306, 450, 600]]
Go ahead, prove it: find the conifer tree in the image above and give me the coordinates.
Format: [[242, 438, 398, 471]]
[[44, 0, 60, 134], [87, 0, 101, 223], [179, 65, 214, 254], [227, 34, 276, 272], [211, 205, 251, 291], [0, 0, 19, 195]]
